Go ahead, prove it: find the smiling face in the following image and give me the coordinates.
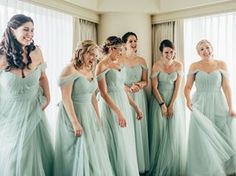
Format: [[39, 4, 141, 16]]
[[109, 44, 123, 60], [12, 21, 34, 47], [162, 47, 175, 60], [125, 35, 137, 53], [83, 48, 99, 67], [196, 41, 213, 60]]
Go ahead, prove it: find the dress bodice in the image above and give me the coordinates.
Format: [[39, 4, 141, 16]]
[[97, 66, 126, 92], [59, 73, 97, 103], [152, 71, 181, 91], [192, 70, 225, 92], [0, 63, 46, 100], [124, 64, 148, 86]]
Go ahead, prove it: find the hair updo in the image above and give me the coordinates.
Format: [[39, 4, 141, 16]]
[[159, 39, 175, 52], [196, 39, 213, 54], [102, 36, 123, 54]]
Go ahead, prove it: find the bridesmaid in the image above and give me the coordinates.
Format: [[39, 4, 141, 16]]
[[184, 39, 236, 175], [54, 40, 114, 176], [0, 14, 53, 175], [96, 36, 143, 176], [148, 39, 186, 176], [122, 32, 150, 174]]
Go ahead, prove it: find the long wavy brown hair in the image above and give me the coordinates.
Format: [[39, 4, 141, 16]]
[[72, 40, 98, 70], [0, 14, 35, 71]]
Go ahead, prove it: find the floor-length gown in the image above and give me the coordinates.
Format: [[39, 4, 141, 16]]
[[124, 64, 150, 173], [54, 73, 114, 176], [97, 66, 139, 176], [148, 71, 186, 176], [186, 69, 236, 176], [0, 63, 54, 176]]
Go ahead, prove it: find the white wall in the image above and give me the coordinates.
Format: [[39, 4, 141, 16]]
[[152, 0, 236, 23], [98, 13, 152, 67], [159, 0, 230, 13], [24, 0, 99, 23], [97, 0, 159, 13], [64, 0, 98, 12], [98, 13, 152, 94]]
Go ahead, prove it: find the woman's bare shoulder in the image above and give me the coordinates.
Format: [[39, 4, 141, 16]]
[[60, 63, 77, 78], [96, 59, 108, 75], [137, 56, 147, 66], [30, 46, 44, 65], [0, 54, 7, 69], [215, 59, 227, 70], [173, 60, 183, 71]]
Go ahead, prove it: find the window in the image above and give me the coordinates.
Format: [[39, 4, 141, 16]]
[[0, 0, 73, 139], [184, 12, 236, 105]]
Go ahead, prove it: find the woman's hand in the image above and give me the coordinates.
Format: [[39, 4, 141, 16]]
[[130, 83, 140, 93], [135, 107, 143, 120], [229, 108, 236, 117], [41, 97, 50, 110], [161, 103, 168, 117], [117, 111, 127, 128], [135, 82, 144, 89], [125, 85, 132, 93], [167, 105, 174, 118], [72, 121, 83, 137], [186, 99, 193, 111]]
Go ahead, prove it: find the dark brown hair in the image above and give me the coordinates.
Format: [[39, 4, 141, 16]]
[[0, 14, 35, 71], [102, 36, 123, 54]]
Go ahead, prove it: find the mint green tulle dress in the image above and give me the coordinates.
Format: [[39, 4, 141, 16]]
[[0, 63, 54, 176], [148, 71, 186, 176], [97, 66, 139, 176], [124, 64, 150, 173], [54, 73, 114, 176], [186, 70, 236, 176]]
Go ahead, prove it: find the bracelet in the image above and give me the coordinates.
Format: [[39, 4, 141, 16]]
[[159, 102, 165, 106]]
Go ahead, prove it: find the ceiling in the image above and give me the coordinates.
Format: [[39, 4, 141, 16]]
[[64, 0, 232, 14]]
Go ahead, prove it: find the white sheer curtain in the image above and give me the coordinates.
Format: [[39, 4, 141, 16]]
[[0, 0, 73, 140], [73, 18, 97, 49], [184, 12, 236, 106], [152, 21, 175, 64]]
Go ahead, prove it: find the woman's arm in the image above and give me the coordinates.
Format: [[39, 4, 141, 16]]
[[151, 64, 167, 117], [124, 89, 143, 120], [130, 58, 148, 92], [184, 64, 195, 111], [167, 63, 183, 118], [39, 72, 50, 110], [220, 61, 236, 116], [136, 58, 148, 88], [91, 93, 101, 120], [0, 54, 7, 69], [96, 64, 127, 127], [60, 65, 83, 136], [35, 47, 50, 110], [61, 81, 83, 136]]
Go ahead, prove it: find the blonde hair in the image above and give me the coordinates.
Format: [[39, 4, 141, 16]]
[[72, 40, 98, 69], [196, 39, 213, 54]]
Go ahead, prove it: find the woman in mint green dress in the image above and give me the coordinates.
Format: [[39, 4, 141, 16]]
[[96, 36, 143, 176], [122, 32, 150, 173], [54, 40, 114, 176], [149, 39, 186, 176], [185, 39, 236, 176], [0, 14, 54, 176]]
